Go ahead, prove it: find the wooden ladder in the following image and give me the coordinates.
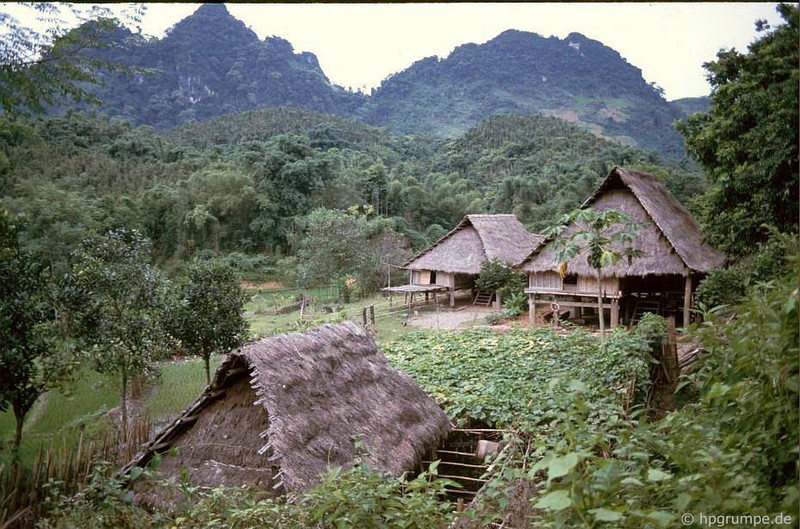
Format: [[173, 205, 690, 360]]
[[424, 429, 505, 500], [630, 296, 663, 325], [472, 290, 494, 306]]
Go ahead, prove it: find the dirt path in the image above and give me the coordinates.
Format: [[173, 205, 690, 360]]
[[22, 391, 48, 434], [406, 307, 495, 330]]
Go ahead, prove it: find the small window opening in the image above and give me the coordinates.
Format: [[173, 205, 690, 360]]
[[563, 273, 578, 286]]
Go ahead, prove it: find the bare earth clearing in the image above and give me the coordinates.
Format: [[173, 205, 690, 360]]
[[405, 307, 495, 330]]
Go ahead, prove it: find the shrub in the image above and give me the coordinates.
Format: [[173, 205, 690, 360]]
[[475, 259, 527, 310]]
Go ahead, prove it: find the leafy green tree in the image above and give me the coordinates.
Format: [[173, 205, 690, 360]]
[[171, 260, 248, 384], [296, 208, 382, 294], [0, 210, 75, 460], [70, 228, 172, 437], [0, 3, 142, 115], [546, 209, 643, 338], [677, 4, 799, 256], [475, 258, 527, 309]]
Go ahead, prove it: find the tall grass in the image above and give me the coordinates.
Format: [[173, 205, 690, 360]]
[[0, 417, 153, 529]]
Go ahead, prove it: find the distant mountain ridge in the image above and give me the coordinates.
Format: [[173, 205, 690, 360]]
[[75, 4, 705, 159], [86, 4, 364, 128]]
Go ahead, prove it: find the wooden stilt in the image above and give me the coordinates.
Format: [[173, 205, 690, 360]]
[[683, 275, 692, 327], [611, 298, 620, 328], [529, 294, 537, 324]]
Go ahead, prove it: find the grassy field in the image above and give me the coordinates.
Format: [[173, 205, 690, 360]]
[[0, 369, 120, 464], [245, 289, 421, 344], [0, 359, 211, 467]]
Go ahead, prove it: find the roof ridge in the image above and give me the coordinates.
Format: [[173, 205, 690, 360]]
[[584, 167, 692, 270], [617, 168, 696, 270]]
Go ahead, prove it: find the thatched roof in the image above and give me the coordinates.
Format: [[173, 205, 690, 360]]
[[123, 322, 450, 503], [405, 214, 544, 275], [520, 167, 725, 277]]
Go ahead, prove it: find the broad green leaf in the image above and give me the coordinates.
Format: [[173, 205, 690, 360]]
[[621, 476, 644, 486], [588, 508, 625, 522], [646, 511, 675, 526], [548, 452, 580, 480], [534, 489, 572, 511], [646, 468, 672, 482], [706, 382, 730, 399]]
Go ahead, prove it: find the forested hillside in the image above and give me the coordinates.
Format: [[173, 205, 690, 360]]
[[0, 107, 703, 283], [358, 30, 688, 158], [71, 4, 363, 129], [57, 5, 696, 160]]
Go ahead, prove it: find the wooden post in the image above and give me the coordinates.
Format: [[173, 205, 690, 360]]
[[449, 287, 455, 308], [665, 315, 679, 383], [683, 275, 692, 327], [529, 294, 537, 324], [610, 298, 620, 328]]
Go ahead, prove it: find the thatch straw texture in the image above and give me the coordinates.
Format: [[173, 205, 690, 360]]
[[405, 214, 544, 274], [521, 167, 725, 276], [125, 322, 450, 502]]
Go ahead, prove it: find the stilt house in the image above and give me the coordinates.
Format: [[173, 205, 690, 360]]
[[388, 214, 543, 307], [520, 167, 725, 327], [122, 322, 451, 506]]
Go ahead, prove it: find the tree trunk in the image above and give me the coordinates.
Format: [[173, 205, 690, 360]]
[[204, 353, 211, 386], [596, 269, 606, 339], [12, 407, 25, 464], [120, 369, 128, 439]]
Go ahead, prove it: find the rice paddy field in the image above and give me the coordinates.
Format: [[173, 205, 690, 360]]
[[0, 360, 211, 467]]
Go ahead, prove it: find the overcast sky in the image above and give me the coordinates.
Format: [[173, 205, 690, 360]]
[[6, 2, 784, 101]]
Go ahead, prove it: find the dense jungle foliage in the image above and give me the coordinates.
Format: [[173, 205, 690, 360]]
[[0, 108, 705, 284]]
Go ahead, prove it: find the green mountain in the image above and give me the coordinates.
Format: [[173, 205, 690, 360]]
[[67, 5, 698, 160], [358, 30, 688, 159], [83, 4, 364, 129]]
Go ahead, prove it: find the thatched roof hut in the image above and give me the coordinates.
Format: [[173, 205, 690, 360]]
[[521, 167, 725, 327], [406, 214, 544, 275], [123, 322, 450, 505], [520, 167, 725, 277], [390, 214, 542, 307]]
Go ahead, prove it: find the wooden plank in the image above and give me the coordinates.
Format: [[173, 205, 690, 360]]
[[438, 474, 489, 483], [532, 299, 614, 309], [206, 389, 226, 400], [436, 449, 478, 457], [422, 460, 488, 470], [452, 428, 511, 433], [525, 288, 621, 299], [444, 488, 477, 496]]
